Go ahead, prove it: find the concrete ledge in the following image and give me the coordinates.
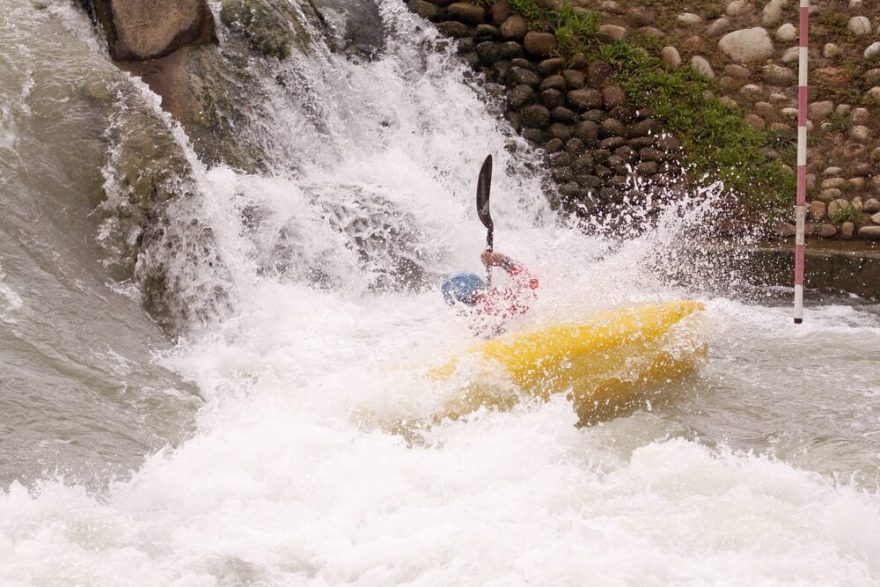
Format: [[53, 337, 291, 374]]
[[746, 242, 880, 300]]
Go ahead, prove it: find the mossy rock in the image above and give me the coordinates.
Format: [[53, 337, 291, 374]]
[[220, 0, 311, 60]]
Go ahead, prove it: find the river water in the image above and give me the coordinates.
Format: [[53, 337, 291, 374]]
[[2, 0, 880, 584]]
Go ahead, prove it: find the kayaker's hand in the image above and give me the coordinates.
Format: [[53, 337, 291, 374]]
[[481, 251, 506, 268]]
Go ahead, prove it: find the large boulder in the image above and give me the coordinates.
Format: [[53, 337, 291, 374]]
[[718, 28, 774, 63], [82, 0, 216, 61]]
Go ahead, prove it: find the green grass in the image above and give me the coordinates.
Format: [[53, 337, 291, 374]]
[[553, 4, 598, 55], [831, 205, 865, 224], [499, 1, 795, 213]]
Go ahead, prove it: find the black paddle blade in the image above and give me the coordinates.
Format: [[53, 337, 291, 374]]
[[476, 154, 493, 231]]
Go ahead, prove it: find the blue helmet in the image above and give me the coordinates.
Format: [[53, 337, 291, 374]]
[[441, 272, 486, 306]]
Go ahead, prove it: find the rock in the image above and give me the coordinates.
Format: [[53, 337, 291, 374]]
[[824, 43, 842, 59], [639, 147, 665, 162], [691, 56, 715, 78], [781, 47, 799, 64], [540, 75, 566, 91], [724, 64, 751, 79], [639, 26, 665, 39], [852, 163, 874, 177], [873, 175, 880, 193], [544, 138, 563, 153], [539, 89, 565, 109], [827, 198, 851, 218], [864, 87, 880, 106], [848, 16, 872, 36], [90, 0, 215, 60], [677, 12, 703, 25], [844, 143, 868, 159], [866, 198, 880, 213], [602, 85, 626, 108], [819, 188, 842, 201], [823, 167, 843, 177], [500, 14, 527, 40], [706, 18, 732, 37], [475, 24, 500, 41], [763, 64, 796, 86], [726, 1, 753, 17], [762, 0, 785, 27], [446, 2, 485, 25], [519, 104, 551, 128], [508, 84, 535, 109], [437, 21, 474, 37], [719, 76, 739, 92], [523, 31, 557, 56], [636, 161, 659, 176], [817, 223, 837, 238], [774, 222, 797, 237], [740, 84, 764, 97], [588, 61, 614, 88], [547, 152, 571, 167], [858, 226, 880, 239], [809, 101, 834, 119], [866, 44, 880, 62], [551, 106, 577, 123], [840, 222, 855, 240], [508, 66, 541, 87], [822, 177, 847, 190], [476, 41, 503, 65], [410, 0, 441, 20], [720, 96, 739, 109], [815, 67, 852, 85], [754, 101, 776, 118], [873, 147, 880, 162], [745, 114, 766, 130], [600, 1, 622, 14], [661, 46, 681, 69], [490, 0, 512, 26], [865, 69, 880, 87], [851, 108, 871, 125], [626, 7, 655, 27], [600, 118, 627, 138], [497, 41, 524, 60], [776, 23, 797, 42], [521, 128, 547, 143], [573, 120, 599, 143], [627, 119, 657, 138], [567, 89, 604, 110], [549, 122, 573, 140], [809, 200, 827, 221], [537, 58, 566, 75], [597, 24, 627, 42], [719, 28, 774, 63], [682, 35, 704, 52], [850, 125, 872, 142], [562, 69, 587, 89], [872, 212, 880, 224]]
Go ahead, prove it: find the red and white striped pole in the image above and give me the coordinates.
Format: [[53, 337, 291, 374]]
[[794, 0, 809, 324]]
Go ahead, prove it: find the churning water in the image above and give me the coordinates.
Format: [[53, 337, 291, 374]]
[[2, 0, 880, 584]]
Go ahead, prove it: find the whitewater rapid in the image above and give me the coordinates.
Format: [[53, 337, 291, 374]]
[[2, 0, 880, 584]]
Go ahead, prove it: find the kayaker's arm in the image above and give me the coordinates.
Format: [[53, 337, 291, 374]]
[[481, 251, 539, 290]]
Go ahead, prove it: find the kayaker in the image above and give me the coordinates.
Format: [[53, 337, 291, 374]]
[[441, 251, 539, 337]]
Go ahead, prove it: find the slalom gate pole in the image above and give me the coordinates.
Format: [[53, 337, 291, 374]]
[[794, 0, 809, 324]]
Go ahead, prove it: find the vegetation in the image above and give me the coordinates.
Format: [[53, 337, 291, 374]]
[[498, 0, 796, 213], [598, 42, 794, 210], [831, 205, 866, 224]]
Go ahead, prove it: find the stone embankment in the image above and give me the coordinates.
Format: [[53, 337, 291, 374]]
[[408, 0, 880, 240], [411, 0, 682, 215]]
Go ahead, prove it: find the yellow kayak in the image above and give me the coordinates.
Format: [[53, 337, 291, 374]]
[[431, 300, 706, 424]]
